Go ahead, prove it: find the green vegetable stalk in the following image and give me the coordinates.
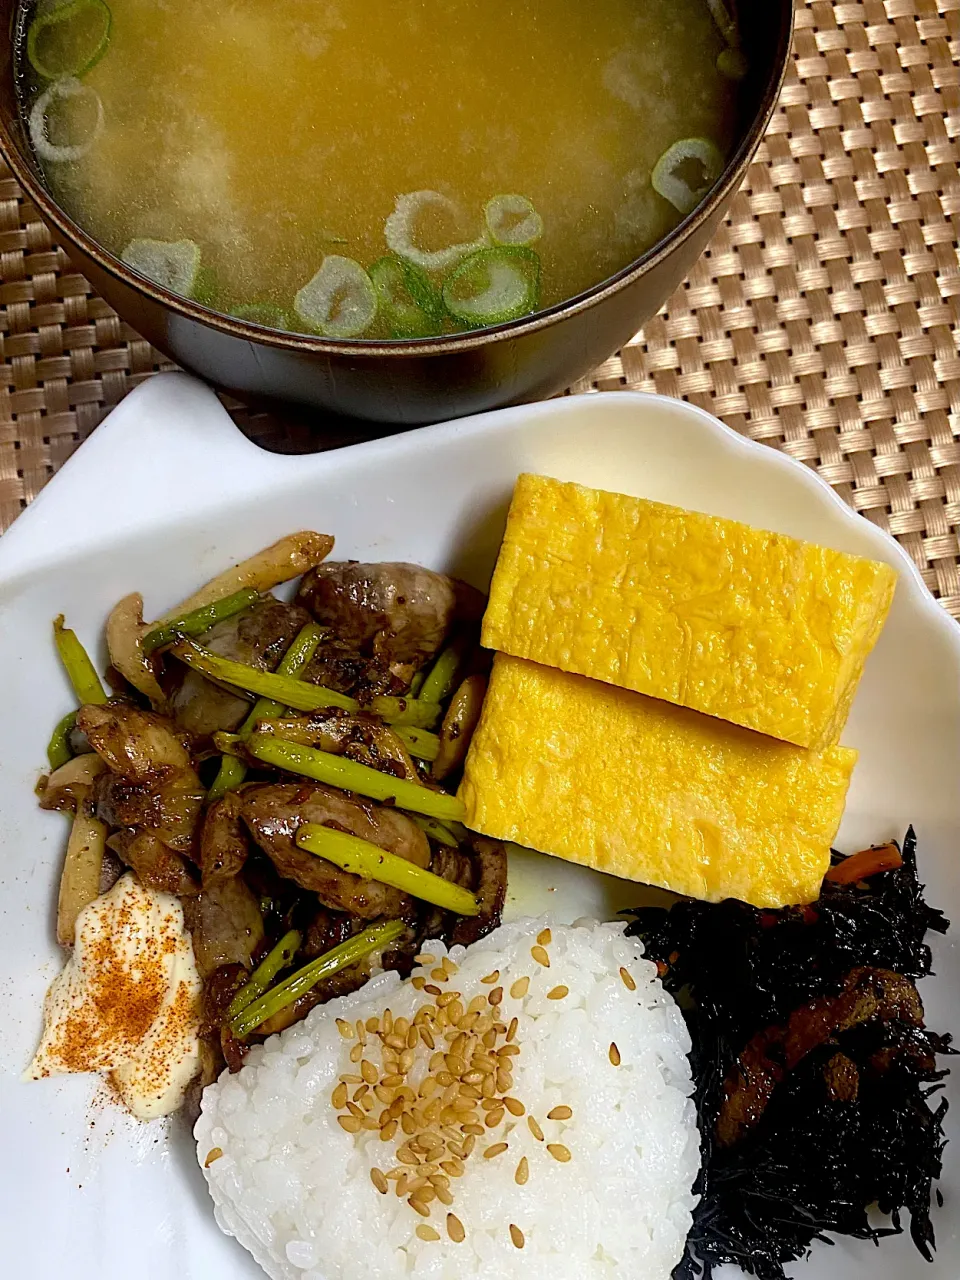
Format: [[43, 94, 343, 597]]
[[410, 814, 462, 847], [46, 710, 78, 770], [418, 637, 468, 705], [393, 725, 440, 762], [208, 623, 324, 800], [142, 586, 261, 654], [246, 734, 467, 822], [297, 824, 479, 915], [54, 615, 108, 706], [226, 928, 302, 1023], [171, 637, 442, 726], [230, 920, 405, 1038]]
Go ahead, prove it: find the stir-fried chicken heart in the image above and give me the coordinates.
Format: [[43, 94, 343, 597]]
[[240, 781, 430, 917]]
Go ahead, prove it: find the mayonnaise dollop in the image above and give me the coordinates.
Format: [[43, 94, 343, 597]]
[[25, 872, 203, 1119]]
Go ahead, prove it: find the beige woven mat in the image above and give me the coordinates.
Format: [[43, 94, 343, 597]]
[[2, 0, 958, 615]]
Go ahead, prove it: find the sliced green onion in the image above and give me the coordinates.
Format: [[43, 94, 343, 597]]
[[484, 194, 543, 247], [443, 246, 540, 329], [47, 710, 78, 770], [418, 638, 467, 705], [142, 586, 260, 655], [208, 623, 324, 801], [717, 47, 748, 81], [393, 725, 439, 762], [652, 138, 725, 216], [225, 928, 301, 1023], [369, 255, 444, 339], [54, 615, 107, 705], [410, 814, 460, 847], [246, 734, 466, 821], [228, 302, 294, 330], [27, 0, 112, 81], [294, 256, 377, 338], [230, 920, 405, 1038], [29, 76, 103, 162], [121, 238, 201, 297], [170, 638, 441, 726], [707, 0, 740, 47], [385, 191, 487, 273], [297, 824, 479, 916]]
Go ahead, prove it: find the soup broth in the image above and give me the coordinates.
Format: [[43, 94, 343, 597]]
[[16, 0, 740, 338]]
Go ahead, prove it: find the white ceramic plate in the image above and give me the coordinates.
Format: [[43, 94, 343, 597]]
[[0, 373, 957, 1278]]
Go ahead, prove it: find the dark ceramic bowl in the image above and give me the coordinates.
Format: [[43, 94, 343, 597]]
[[0, 0, 793, 428]]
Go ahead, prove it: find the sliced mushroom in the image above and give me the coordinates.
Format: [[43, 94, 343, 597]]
[[433, 673, 487, 780]]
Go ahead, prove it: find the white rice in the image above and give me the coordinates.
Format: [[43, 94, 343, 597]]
[[196, 917, 700, 1280]]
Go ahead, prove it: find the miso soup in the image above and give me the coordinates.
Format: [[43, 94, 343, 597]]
[[16, 0, 742, 338]]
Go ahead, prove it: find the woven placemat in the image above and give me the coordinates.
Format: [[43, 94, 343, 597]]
[[2, 0, 958, 614]]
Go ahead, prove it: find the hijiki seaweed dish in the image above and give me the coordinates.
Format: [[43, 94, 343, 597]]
[[24, 476, 953, 1280]]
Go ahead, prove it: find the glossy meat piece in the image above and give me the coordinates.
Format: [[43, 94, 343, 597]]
[[299, 638, 399, 699], [94, 771, 204, 854], [304, 908, 359, 958], [252, 711, 419, 780], [200, 792, 250, 885], [716, 966, 925, 1147], [170, 598, 312, 737], [77, 701, 194, 782], [181, 876, 265, 978], [241, 781, 429, 917], [449, 837, 508, 946], [296, 561, 478, 669], [108, 829, 200, 896]]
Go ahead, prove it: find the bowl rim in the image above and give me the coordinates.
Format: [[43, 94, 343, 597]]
[[0, 0, 795, 358]]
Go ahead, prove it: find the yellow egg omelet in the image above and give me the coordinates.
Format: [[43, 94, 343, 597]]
[[482, 474, 896, 751], [460, 654, 858, 908]]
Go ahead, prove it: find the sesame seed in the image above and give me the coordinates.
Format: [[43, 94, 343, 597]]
[[431, 968, 448, 982], [370, 1167, 388, 1194], [424, 983, 442, 996], [434, 1183, 454, 1206], [331, 1082, 348, 1109], [498, 1043, 520, 1057], [414, 953, 437, 966], [510, 976, 530, 999], [547, 985, 569, 1000], [528, 1116, 544, 1141], [515, 1155, 529, 1185], [409, 1196, 431, 1217], [380, 1119, 398, 1141], [360, 1059, 378, 1083], [437, 991, 459, 1008], [488, 986, 504, 1007], [461, 1123, 484, 1136], [336, 1018, 354, 1039], [411, 975, 427, 990], [365, 1017, 379, 1033], [442, 956, 458, 976], [338, 1115, 362, 1134], [339, 1073, 362, 1084], [506, 1017, 519, 1042], [485, 1108, 505, 1128], [349, 1042, 364, 1063], [547, 1143, 572, 1162], [619, 966, 637, 991], [462, 1134, 477, 1156], [537, 927, 552, 946], [504, 1096, 525, 1116], [531, 945, 550, 967], [510, 1224, 525, 1249], [417, 1225, 441, 1242], [447, 1213, 466, 1243], [484, 1142, 508, 1159], [383, 1010, 394, 1034], [204, 1147, 222, 1167], [480, 969, 500, 984], [345, 1101, 364, 1120], [609, 1042, 621, 1066], [547, 1105, 573, 1120]]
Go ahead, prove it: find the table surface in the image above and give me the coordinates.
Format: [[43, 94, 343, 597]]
[[1, 0, 958, 617]]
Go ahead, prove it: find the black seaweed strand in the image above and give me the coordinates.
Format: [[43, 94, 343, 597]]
[[626, 827, 953, 1280]]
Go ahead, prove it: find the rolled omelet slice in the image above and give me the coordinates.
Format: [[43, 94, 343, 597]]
[[482, 474, 896, 750], [460, 654, 858, 907]]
